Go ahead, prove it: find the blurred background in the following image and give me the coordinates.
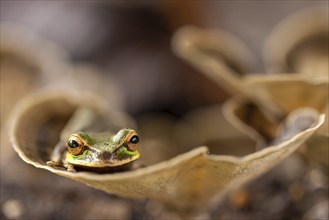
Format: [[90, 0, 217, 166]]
[[1, 1, 325, 116], [1, 1, 327, 219]]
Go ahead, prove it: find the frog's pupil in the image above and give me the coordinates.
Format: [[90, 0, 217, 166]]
[[130, 135, 139, 144], [68, 140, 79, 148]]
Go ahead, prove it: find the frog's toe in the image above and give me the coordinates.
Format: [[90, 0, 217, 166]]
[[67, 165, 77, 172], [46, 160, 60, 167]]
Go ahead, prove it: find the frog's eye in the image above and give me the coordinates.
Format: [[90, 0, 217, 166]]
[[126, 131, 139, 151], [130, 135, 139, 144], [67, 135, 84, 155]]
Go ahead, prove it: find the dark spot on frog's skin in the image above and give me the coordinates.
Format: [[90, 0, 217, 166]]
[[104, 142, 110, 145], [101, 151, 113, 160]]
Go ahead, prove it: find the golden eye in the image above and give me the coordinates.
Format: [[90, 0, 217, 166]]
[[126, 131, 139, 151], [67, 135, 84, 155]]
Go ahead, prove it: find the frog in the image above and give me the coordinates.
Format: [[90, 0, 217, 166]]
[[47, 128, 140, 172]]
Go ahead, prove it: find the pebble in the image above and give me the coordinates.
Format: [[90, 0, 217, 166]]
[[306, 169, 327, 190], [304, 200, 329, 220], [2, 199, 24, 219], [229, 188, 250, 209]]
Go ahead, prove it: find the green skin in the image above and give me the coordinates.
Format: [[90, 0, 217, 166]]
[[64, 128, 140, 169]]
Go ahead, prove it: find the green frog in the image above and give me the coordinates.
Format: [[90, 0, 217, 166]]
[[47, 128, 140, 172]]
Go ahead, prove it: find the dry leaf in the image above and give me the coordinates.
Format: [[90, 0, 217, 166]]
[[172, 24, 328, 167], [263, 7, 328, 76], [172, 25, 256, 96], [174, 105, 257, 157], [9, 91, 324, 215]]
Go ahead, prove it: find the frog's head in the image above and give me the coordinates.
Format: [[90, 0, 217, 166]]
[[65, 129, 140, 168]]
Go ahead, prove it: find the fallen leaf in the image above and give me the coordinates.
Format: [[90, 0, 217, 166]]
[[9, 91, 324, 215]]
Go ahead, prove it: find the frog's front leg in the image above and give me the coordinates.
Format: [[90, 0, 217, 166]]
[[47, 142, 67, 168]]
